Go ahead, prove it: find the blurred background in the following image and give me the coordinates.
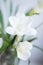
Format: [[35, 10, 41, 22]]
[[0, 0, 43, 65]]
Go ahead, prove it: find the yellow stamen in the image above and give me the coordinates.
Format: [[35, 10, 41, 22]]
[[29, 9, 39, 16], [18, 48, 23, 53], [13, 45, 16, 48]]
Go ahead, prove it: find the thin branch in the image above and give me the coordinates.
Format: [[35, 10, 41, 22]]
[[28, 60, 30, 65], [33, 45, 43, 51], [35, 22, 43, 29]]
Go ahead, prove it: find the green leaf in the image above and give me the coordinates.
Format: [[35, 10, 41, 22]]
[[0, 10, 4, 37], [33, 45, 43, 51], [0, 40, 9, 53], [4, 35, 17, 50], [28, 38, 37, 42], [0, 34, 2, 38], [14, 5, 19, 15], [4, 0, 6, 2], [0, 34, 11, 53], [0, 10, 4, 31], [10, 1, 12, 15]]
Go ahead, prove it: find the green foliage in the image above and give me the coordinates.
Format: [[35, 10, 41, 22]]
[[4, 0, 6, 2], [28, 38, 37, 42], [0, 34, 11, 53], [0, 10, 4, 37], [0, 34, 2, 38], [14, 5, 19, 15], [10, 1, 12, 15], [0, 40, 9, 53]]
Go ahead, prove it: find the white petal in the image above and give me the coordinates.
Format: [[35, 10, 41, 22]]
[[5, 27, 16, 35], [17, 49, 31, 61], [25, 28, 37, 36], [0, 38, 3, 48], [9, 16, 19, 27], [17, 41, 32, 50], [19, 16, 32, 25], [8, 15, 37, 36], [17, 41, 32, 60]]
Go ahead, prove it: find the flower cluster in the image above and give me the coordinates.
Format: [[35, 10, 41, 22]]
[[5, 14, 37, 60]]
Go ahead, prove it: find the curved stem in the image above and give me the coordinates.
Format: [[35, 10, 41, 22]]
[[33, 45, 43, 51], [35, 22, 43, 29], [28, 60, 30, 65]]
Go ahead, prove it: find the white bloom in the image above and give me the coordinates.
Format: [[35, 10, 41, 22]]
[[6, 14, 37, 36], [0, 38, 3, 48], [17, 41, 32, 61]]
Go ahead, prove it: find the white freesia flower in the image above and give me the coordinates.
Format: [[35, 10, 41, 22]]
[[0, 38, 3, 48], [16, 41, 32, 61], [6, 14, 37, 36]]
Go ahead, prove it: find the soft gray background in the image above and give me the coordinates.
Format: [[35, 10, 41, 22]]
[[0, 0, 43, 65]]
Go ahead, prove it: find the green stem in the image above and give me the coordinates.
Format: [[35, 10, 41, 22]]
[[28, 60, 30, 65], [14, 48, 19, 65], [5, 35, 17, 50], [33, 45, 43, 51]]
